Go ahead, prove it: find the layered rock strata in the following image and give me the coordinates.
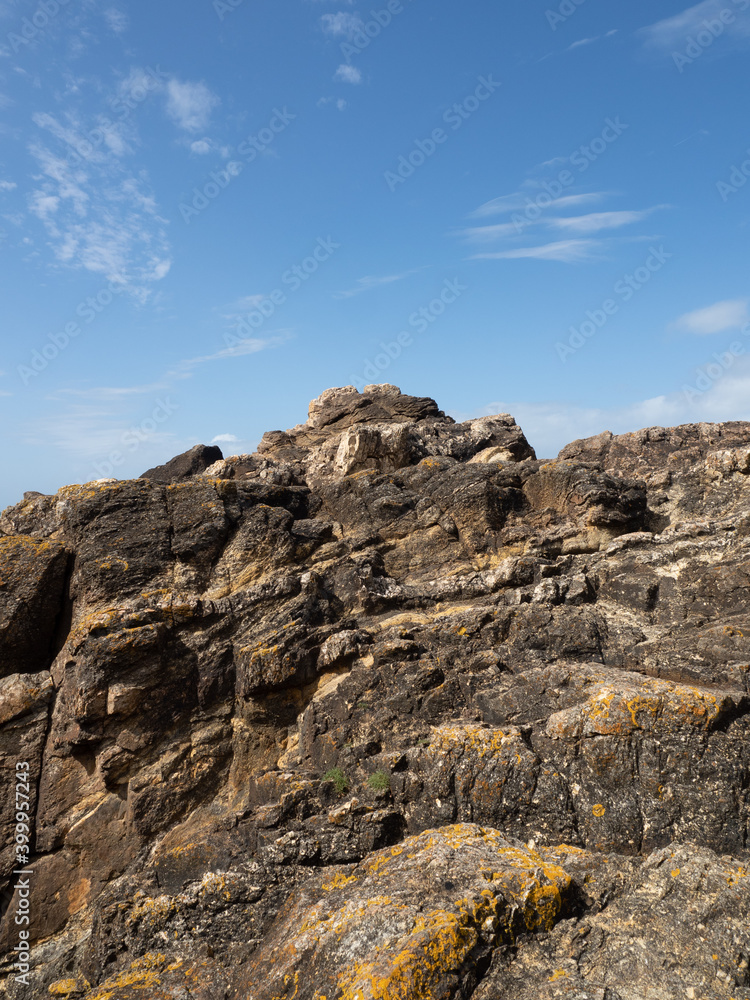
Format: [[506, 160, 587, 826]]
[[0, 386, 749, 999]]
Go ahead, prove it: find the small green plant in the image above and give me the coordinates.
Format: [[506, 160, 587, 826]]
[[368, 770, 390, 792], [416, 737, 431, 747], [323, 767, 349, 795]]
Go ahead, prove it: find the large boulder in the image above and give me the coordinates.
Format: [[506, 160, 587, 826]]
[[139, 443, 223, 483]]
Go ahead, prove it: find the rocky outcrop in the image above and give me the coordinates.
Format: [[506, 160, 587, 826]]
[[0, 386, 749, 1000], [139, 443, 224, 483]]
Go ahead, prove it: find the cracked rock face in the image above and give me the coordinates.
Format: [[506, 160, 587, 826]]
[[0, 385, 749, 1000]]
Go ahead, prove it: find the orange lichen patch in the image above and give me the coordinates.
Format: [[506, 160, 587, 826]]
[[346, 469, 380, 480], [427, 725, 512, 759], [99, 624, 161, 655], [587, 690, 616, 725], [0, 534, 59, 558], [0, 534, 64, 589], [49, 978, 91, 996], [199, 872, 236, 902], [542, 844, 588, 859], [58, 480, 156, 503], [425, 725, 530, 768], [336, 903, 488, 1000], [322, 872, 357, 892], [362, 845, 405, 878], [726, 866, 748, 886], [721, 625, 745, 638], [248, 825, 572, 1000], [545, 670, 738, 740], [94, 556, 129, 573], [128, 895, 176, 924], [83, 953, 168, 999], [592, 804, 606, 818]]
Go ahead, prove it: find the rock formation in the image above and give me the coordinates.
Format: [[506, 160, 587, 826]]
[[0, 385, 749, 999]]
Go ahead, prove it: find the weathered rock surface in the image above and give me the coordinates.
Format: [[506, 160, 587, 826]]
[[1, 387, 749, 999], [140, 443, 224, 484]]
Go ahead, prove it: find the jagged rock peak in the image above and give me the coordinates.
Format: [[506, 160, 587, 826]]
[[304, 383, 444, 429], [205, 384, 536, 482]]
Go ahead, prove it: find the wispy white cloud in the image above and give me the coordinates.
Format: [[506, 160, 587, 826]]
[[321, 12, 364, 37], [468, 193, 526, 217], [211, 433, 240, 444], [569, 37, 597, 49], [0, 179, 16, 191], [56, 382, 169, 401], [104, 7, 128, 33], [28, 401, 178, 464], [165, 79, 219, 133], [335, 64, 362, 84], [317, 96, 348, 111], [27, 121, 171, 294], [672, 298, 750, 335], [334, 269, 423, 298], [170, 333, 291, 375], [223, 294, 267, 317], [460, 181, 664, 263], [481, 358, 750, 459], [462, 206, 660, 241], [468, 190, 607, 220], [550, 208, 663, 235], [640, 0, 750, 50], [33, 109, 132, 163], [118, 66, 162, 105], [33, 332, 291, 472], [459, 221, 525, 243], [471, 239, 603, 263]]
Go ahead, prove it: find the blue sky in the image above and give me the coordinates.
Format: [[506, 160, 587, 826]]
[[2, 0, 750, 508]]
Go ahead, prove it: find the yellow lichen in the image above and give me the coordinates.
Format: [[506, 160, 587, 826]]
[[48, 980, 87, 997], [322, 872, 357, 892], [83, 953, 167, 999]]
